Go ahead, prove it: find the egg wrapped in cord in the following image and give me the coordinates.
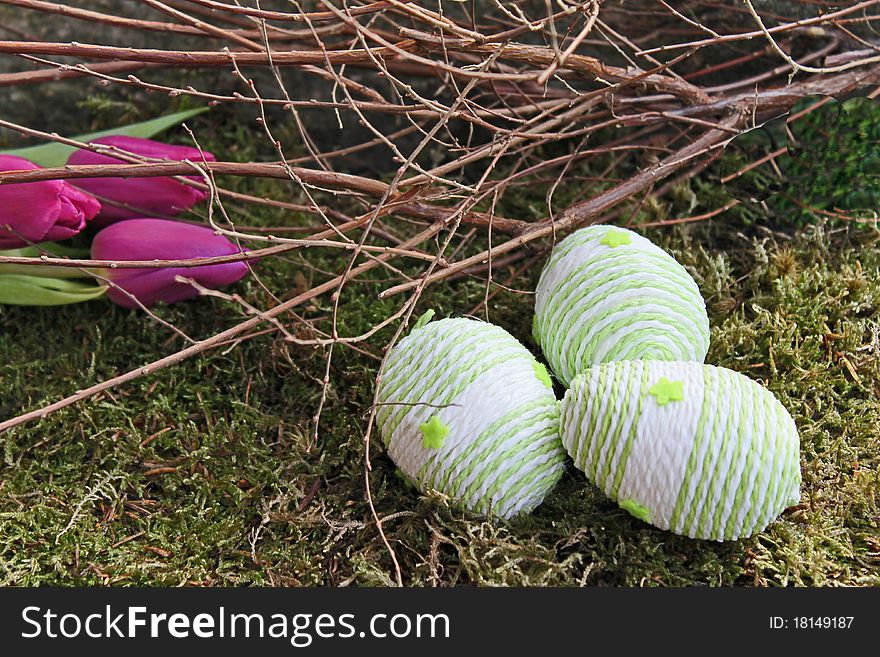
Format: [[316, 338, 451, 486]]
[[377, 314, 566, 519], [533, 226, 710, 386], [560, 361, 801, 541]]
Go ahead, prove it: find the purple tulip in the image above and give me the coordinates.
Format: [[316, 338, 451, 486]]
[[67, 136, 215, 225], [91, 218, 250, 308], [0, 155, 101, 249]]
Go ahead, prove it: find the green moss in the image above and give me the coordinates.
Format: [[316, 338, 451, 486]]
[[721, 96, 880, 226], [1, 100, 878, 588]]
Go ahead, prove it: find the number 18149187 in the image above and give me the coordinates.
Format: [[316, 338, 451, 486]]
[[770, 617, 854, 630], [796, 617, 854, 629]]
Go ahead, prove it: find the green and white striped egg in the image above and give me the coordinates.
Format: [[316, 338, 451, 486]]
[[377, 315, 566, 519], [560, 361, 801, 541], [533, 226, 710, 386]]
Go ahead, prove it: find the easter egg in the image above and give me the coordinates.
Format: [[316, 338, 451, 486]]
[[533, 225, 710, 386], [377, 314, 566, 519], [559, 361, 801, 540]]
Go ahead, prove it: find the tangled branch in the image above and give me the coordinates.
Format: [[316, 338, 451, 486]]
[[2, 0, 879, 584]]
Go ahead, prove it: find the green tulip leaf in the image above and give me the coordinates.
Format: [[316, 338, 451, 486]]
[[0, 274, 107, 306], [1, 107, 208, 167], [27, 242, 92, 258], [0, 243, 94, 278]]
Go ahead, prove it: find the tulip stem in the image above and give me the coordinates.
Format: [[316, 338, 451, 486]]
[[0, 263, 95, 278], [0, 247, 96, 278]]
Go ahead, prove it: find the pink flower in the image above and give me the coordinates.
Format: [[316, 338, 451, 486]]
[[91, 218, 250, 308], [67, 136, 215, 225], [0, 155, 101, 249]]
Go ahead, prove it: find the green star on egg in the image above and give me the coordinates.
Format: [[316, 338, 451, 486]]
[[648, 377, 684, 405], [419, 415, 449, 449], [532, 361, 553, 389], [599, 230, 631, 248], [620, 498, 652, 523]]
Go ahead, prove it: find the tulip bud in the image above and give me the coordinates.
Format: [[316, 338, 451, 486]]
[[66, 136, 215, 224], [91, 218, 250, 308], [0, 155, 101, 249]]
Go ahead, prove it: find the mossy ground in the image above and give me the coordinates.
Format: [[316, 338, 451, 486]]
[[1, 95, 879, 587]]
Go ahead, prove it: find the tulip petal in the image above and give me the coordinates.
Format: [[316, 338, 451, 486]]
[[72, 176, 209, 224], [103, 263, 248, 309], [0, 155, 101, 248], [91, 218, 250, 308], [67, 136, 214, 223]]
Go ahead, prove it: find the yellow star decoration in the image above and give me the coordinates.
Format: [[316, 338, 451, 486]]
[[419, 415, 449, 449], [599, 230, 631, 248], [648, 377, 684, 405]]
